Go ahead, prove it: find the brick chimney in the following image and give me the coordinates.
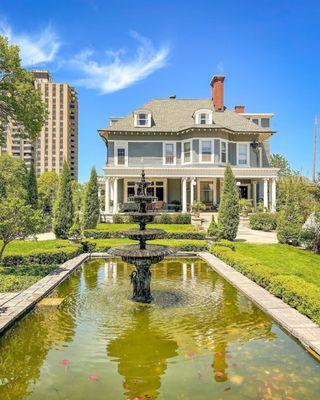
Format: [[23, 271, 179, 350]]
[[210, 75, 225, 111], [234, 105, 245, 113]]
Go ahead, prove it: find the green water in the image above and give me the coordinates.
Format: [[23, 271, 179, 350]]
[[0, 258, 319, 400]]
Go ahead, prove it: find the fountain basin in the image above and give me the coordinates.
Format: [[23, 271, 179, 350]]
[[120, 229, 165, 241], [108, 244, 176, 264]]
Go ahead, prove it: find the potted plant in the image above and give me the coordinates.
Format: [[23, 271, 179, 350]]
[[239, 199, 253, 217], [192, 201, 206, 218]]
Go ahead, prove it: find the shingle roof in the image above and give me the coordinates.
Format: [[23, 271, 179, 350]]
[[100, 99, 273, 134]]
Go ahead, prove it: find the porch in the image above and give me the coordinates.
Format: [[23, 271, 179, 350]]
[[99, 166, 278, 215]]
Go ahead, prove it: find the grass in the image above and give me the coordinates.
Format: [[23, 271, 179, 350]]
[[1, 239, 77, 256], [233, 243, 320, 288], [95, 223, 197, 233]]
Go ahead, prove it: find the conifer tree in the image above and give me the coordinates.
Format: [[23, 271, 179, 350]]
[[26, 162, 38, 209], [53, 161, 74, 238], [82, 167, 100, 229], [218, 164, 240, 240], [277, 185, 303, 246]]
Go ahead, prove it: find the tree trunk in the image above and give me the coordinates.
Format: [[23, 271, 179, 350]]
[[0, 241, 8, 261]]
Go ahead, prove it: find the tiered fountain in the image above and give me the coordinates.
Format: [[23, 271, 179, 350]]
[[108, 170, 176, 303]]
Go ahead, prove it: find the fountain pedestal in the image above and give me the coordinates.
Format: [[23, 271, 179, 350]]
[[108, 170, 176, 303]]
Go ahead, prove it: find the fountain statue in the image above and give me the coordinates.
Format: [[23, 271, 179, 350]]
[[108, 170, 176, 303]]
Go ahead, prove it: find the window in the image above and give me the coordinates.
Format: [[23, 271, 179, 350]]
[[261, 118, 270, 128], [201, 140, 212, 163], [200, 113, 208, 124], [115, 142, 128, 166], [117, 148, 125, 165], [194, 109, 213, 125], [134, 112, 151, 127], [127, 180, 164, 201], [163, 142, 175, 165], [183, 141, 192, 164], [251, 118, 259, 125], [221, 140, 227, 163], [238, 143, 249, 166]]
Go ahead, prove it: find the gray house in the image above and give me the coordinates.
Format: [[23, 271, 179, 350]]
[[98, 75, 278, 215]]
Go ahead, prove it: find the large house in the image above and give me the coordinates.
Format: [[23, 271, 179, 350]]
[[98, 75, 278, 215]]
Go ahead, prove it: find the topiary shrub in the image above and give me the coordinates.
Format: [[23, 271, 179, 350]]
[[218, 164, 240, 241], [207, 215, 220, 238], [112, 214, 133, 224], [249, 212, 278, 231]]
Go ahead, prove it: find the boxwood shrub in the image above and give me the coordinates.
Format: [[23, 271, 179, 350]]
[[249, 212, 278, 231], [210, 244, 320, 324], [1, 245, 83, 267], [112, 213, 192, 225], [83, 229, 205, 240], [0, 275, 39, 292]]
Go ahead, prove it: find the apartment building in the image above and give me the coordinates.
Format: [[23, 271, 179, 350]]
[[0, 70, 78, 180]]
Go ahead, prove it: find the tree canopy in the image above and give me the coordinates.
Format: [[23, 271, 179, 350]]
[[0, 35, 46, 144], [82, 167, 100, 229], [38, 171, 59, 215], [270, 153, 297, 177], [0, 153, 28, 199]]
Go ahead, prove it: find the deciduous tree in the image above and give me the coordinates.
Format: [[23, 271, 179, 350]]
[[0, 36, 46, 144], [38, 171, 59, 215]]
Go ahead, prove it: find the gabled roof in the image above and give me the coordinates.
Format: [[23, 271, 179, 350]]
[[99, 98, 274, 135]]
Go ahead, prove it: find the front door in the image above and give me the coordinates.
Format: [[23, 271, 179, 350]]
[[239, 185, 248, 199]]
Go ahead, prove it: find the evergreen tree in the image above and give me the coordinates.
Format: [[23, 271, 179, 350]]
[[53, 161, 74, 238], [277, 185, 303, 246], [207, 214, 220, 238], [26, 162, 38, 209], [218, 164, 240, 241], [82, 167, 100, 229]]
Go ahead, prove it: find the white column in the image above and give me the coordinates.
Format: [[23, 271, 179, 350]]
[[113, 177, 118, 214], [110, 178, 114, 201], [105, 177, 110, 214], [263, 179, 269, 210], [271, 178, 277, 212], [252, 181, 257, 210], [182, 178, 187, 212], [190, 178, 195, 207]]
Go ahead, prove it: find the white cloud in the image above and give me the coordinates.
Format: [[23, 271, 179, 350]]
[[217, 61, 224, 74], [0, 21, 60, 66], [72, 32, 170, 94]]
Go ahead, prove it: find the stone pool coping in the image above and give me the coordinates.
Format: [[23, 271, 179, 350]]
[[199, 251, 320, 358]]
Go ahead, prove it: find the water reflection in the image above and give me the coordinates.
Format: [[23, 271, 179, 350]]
[[108, 308, 178, 399]]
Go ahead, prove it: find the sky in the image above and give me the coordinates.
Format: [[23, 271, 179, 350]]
[[1, 0, 320, 182]]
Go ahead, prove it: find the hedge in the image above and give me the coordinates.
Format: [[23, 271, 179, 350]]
[[1, 245, 83, 267], [249, 212, 277, 231], [210, 244, 320, 325], [112, 213, 191, 224], [0, 275, 39, 292], [84, 229, 205, 240]]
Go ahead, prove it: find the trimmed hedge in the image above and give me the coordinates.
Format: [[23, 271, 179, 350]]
[[210, 244, 320, 325], [1, 245, 83, 267], [0, 275, 39, 292], [84, 229, 205, 240], [249, 212, 277, 231], [112, 213, 191, 224]]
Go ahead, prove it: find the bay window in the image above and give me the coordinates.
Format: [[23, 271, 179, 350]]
[[237, 143, 249, 166], [200, 140, 213, 163]]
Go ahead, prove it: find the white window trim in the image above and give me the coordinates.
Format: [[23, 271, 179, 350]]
[[199, 139, 214, 164], [163, 142, 176, 165], [194, 109, 213, 125], [114, 141, 128, 166], [134, 112, 152, 128], [220, 140, 228, 164], [182, 139, 192, 164], [237, 142, 250, 167]]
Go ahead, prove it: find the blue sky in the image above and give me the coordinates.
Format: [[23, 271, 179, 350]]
[[1, 0, 320, 181]]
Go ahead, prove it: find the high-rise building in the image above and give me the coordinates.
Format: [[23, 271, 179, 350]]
[[0, 70, 78, 180]]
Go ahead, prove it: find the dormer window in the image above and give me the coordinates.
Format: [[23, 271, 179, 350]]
[[134, 110, 152, 127], [194, 109, 213, 125]]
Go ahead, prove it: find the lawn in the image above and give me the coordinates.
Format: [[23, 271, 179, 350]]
[[233, 243, 320, 288], [95, 223, 197, 233], [1, 239, 77, 256]]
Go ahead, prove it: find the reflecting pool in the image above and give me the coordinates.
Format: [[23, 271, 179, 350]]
[[0, 258, 319, 400]]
